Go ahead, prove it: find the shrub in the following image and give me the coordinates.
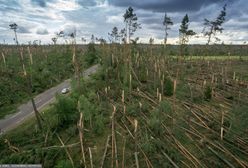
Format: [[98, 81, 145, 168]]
[[164, 77, 173, 96], [55, 160, 73, 168], [93, 114, 105, 135], [228, 105, 248, 137], [85, 43, 98, 66], [159, 100, 172, 114], [54, 96, 77, 127], [79, 95, 95, 122], [204, 85, 212, 101], [149, 109, 162, 135]]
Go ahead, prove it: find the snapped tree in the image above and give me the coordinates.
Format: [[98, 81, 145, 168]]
[[203, 4, 227, 45]]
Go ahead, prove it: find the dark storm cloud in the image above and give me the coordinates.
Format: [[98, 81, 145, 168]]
[[141, 17, 162, 25], [133, 0, 241, 37], [0, 0, 21, 12], [36, 28, 49, 35], [30, 0, 98, 8], [1, 0, 247, 44], [31, 0, 47, 7], [77, 0, 97, 7], [108, 0, 221, 12]]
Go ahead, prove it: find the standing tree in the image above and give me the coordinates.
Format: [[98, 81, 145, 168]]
[[81, 37, 86, 44], [96, 37, 107, 45], [123, 6, 141, 43], [119, 28, 126, 44], [91, 34, 95, 44], [179, 14, 196, 57], [56, 31, 65, 44], [149, 37, 154, 45], [203, 4, 227, 45], [69, 30, 77, 44], [108, 27, 119, 43], [163, 13, 173, 47], [51, 37, 57, 45], [9, 23, 18, 45], [66, 29, 83, 95]]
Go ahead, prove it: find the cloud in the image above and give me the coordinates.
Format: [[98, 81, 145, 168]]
[[36, 28, 49, 35], [0, 0, 248, 44], [17, 26, 31, 33], [77, 0, 97, 7], [106, 14, 123, 24], [31, 0, 47, 7], [0, 0, 22, 13], [108, 0, 221, 12]]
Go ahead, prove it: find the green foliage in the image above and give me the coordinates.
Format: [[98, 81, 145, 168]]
[[79, 95, 95, 122], [123, 6, 141, 42], [0, 46, 74, 118], [175, 81, 192, 100], [179, 14, 196, 37], [55, 160, 73, 168], [141, 133, 156, 155], [108, 27, 119, 43], [204, 85, 212, 101], [163, 13, 173, 45], [138, 66, 147, 83], [93, 114, 105, 135], [85, 43, 98, 66], [179, 14, 195, 56], [149, 109, 162, 136], [54, 95, 77, 127], [126, 103, 139, 117], [164, 77, 174, 96], [159, 100, 172, 114], [1, 153, 23, 164], [203, 4, 227, 44], [228, 105, 248, 137], [79, 94, 105, 134]]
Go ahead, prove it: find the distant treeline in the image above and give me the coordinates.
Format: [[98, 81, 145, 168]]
[[135, 44, 248, 57], [1, 44, 248, 57]]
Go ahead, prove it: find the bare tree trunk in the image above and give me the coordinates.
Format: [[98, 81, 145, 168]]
[[31, 97, 42, 130], [207, 26, 214, 45], [164, 25, 168, 48], [1, 52, 6, 67], [100, 135, 111, 168], [27, 47, 43, 130], [14, 30, 18, 45]]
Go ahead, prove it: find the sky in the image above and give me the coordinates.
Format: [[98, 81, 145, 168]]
[[0, 0, 247, 44]]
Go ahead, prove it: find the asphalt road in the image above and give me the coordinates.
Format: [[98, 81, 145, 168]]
[[0, 64, 99, 133]]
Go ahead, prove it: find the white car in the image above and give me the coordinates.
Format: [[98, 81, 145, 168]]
[[61, 87, 70, 94]]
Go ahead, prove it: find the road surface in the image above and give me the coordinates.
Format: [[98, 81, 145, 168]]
[[0, 64, 99, 133]]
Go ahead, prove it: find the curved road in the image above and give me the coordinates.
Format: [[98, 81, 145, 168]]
[[0, 64, 99, 133]]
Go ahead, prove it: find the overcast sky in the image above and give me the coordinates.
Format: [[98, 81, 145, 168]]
[[0, 0, 247, 44]]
